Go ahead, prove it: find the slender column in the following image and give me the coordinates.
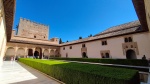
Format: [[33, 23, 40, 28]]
[[53, 49, 56, 57], [48, 49, 51, 58], [32, 48, 35, 58], [24, 47, 28, 58], [14, 47, 18, 60], [42, 48, 45, 59]]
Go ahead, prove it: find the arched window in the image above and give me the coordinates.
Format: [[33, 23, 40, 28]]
[[70, 46, 72, 49], [125, 38, 128, 42], [82, 44, 86, 47], [128, 37, 132, 42], [105, 41, 107, 45], [102, 40, 107, 45], [105, 53, 109, 58]]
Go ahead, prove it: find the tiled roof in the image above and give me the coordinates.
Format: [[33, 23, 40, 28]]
[[94, 20, 141, 36], [61, 20, 143, 46]]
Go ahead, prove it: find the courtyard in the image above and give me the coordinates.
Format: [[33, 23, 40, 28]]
[[0, 61, 61, 84]]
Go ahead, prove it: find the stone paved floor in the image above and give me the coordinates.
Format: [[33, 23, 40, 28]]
[[0, 61, 61, 84]]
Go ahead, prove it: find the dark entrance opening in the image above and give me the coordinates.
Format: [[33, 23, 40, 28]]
[[34, 51, 39, 59], [82, 52, 88, 58], [28, 49, 33, 56], [66, 53, 68, 58], [35, 47, 42, 59], [126, 49, 136, 59], [105, 53, 109, 58]]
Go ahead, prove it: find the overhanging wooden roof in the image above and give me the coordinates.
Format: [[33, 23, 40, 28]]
[[3, 0, 16, 41], [132, 0, 149, 31]]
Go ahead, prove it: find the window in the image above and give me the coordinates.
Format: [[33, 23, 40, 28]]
[[124, 38, 128, 42], [44, 36, 45, 38], [102, 41, 107, 45], [34, 36, 36, 38], [82, 44, 86, 48], [70, 46, 72, 49], [128, 37, 132, 42], [63, 47, 65, 50], [105, 53, 109, 58], [101, 52, 110, 58], [124, 37, 132, 43]]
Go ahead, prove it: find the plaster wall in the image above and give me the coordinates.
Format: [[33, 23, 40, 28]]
[[60, 32, 150, 59], [144, 0, 150, 31], [0, 1, 7, 66], [60, 44, 82, 58], [133, 32, 150, 59]]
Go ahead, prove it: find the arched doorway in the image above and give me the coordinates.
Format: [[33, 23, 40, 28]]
[[82, 52, 88, 58], [43, 49, 49, 59], [28, 49, 33, 57], [105, 53, 109, 58], [35, 47, 42, 59], [66, 53, 68, 58], [16, 48, 25, 58], [55, 50, 59, 57], [34, 51, 39, 59], [5, 47, 15, 61], [126, 49, 136, 59], [50, 50, 55, 57]]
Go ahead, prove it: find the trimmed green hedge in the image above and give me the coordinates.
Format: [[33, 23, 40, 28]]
[[50, 58, 149, 66], [19, 58, 140, 84]]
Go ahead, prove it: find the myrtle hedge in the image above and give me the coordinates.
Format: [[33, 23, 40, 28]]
[[50, 58, 149, 66], [19, 58, 140, 84]]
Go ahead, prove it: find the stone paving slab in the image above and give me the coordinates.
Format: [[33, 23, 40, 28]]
[[0, 61, 61, 84]]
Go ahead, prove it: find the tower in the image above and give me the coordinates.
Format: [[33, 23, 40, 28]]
[[17, 18, 49, 40]]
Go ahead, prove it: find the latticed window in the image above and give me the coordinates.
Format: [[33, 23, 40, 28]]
[[125, 38, 128, 42], [82, 44, 86, 47], [124, 37, 132, 43], [70, 46, 72, 49], [128, 37, 132, 42], [102, 41, 107, 45]]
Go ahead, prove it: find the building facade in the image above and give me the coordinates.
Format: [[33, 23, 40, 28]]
[[5, 18, 60, 60], [1, 0, 150, 61], [60, 21, 150, 59]]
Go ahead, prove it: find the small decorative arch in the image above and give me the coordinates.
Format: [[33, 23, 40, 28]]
[[35, 47, 42, 59], [105, 53, 109, 58], [28, 49, 33, 56], [16, 48, 25, 58], [50, 49, 55, 57], [43, 49, 49, 59], [5, 47, 15, 60]]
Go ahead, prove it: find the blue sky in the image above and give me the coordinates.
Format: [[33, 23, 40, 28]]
[[13, 0, 138, 42]]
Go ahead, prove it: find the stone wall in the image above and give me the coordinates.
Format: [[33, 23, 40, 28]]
[[17, 18, 49, 40]]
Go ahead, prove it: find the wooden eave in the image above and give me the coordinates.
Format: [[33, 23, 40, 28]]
[[132, 0, 149, 31], [3, 0, 16, 41]]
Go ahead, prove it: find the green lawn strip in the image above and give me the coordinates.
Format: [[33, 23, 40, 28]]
[[50, 58, 149, 66], [19, 58, 140, 84]]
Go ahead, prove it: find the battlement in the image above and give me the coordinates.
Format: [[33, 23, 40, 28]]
[[17, 18, 49, 40]]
